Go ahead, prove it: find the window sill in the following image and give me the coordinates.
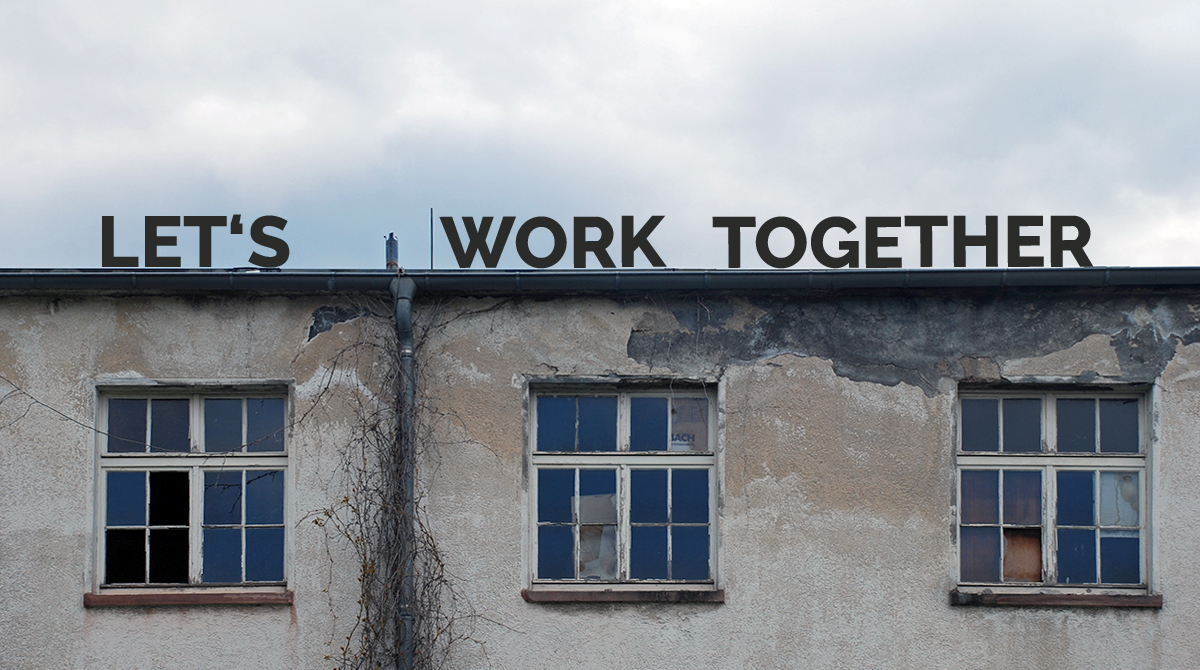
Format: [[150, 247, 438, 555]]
[[84, 588, 293, 607], [522, 587, 724, 603], [950, 588, 1161, 608]]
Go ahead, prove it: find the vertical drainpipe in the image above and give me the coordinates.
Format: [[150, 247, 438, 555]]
[[387, 234, 417, 670]]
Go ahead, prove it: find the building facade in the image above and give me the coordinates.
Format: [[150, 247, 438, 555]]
[[1, 268, 1197, 669]]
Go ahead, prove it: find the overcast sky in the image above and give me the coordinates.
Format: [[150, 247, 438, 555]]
[[2, 1, 1198, 270]]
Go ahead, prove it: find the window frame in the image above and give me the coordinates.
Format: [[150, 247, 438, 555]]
[[952, 387, 1160, 607], [523, 380, 724, 603], [88, 383, 293, 606]]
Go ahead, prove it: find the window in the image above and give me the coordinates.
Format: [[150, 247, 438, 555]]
[[527, 386, 720, 601], [954, 390, 1157, 605], [96, 391, 288, 592]]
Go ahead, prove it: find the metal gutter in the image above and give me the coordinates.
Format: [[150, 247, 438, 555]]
[[3, 267, 1200, 294]]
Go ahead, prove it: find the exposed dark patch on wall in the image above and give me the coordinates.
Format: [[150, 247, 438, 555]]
[[309, 305, 368, 341], [624, 289, 1200, 396]]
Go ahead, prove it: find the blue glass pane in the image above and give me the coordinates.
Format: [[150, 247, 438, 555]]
[[672, 526, 710, 580], [1002, 399, 1041, 452], [150, 399, 190, 453], [630, 526, 667, 579], [577, 397, 617, 452], [1003, 471, 1041, 526], [205, 399, 242, 452], [537, 469, 574, 523], [246, 527, 285, 582], [960, 470, 998, 524], [107, 471, 146, 526], [108, 399, 147, 452], [961, 399, 998, 452], [202, 527, 242, 583], [246, 470, 284, 524], [1056, 471, 1095, 526], [631, 470, 667, 523], [149, 471, 189, 526], [1057, 528, 1097, 584], [960, 526, 1000, 582], [538, 525, 574, 579], [672, 470, 709, 524], [630, 397, 668, 451], [1100, 533, 1140, 584], [205, 471, 242, 525], [537, 397, 576, 451], [247, 398, 285, 452], [1056, 399, 1095, 452], [579, 469, 615, 496], [1100, 399, 1139, 453]]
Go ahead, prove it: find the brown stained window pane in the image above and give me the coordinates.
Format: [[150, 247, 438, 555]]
[[1003, 528, 1042, 582], [670, 398, 709, 452], [961, 470, 999, 524], [960, 526, 1000, 582], [578, 525, 617, 580], [1003, 470, 1041, 526]]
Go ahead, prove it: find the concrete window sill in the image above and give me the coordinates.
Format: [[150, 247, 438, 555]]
[[950, 589, 1162, 608], [522, 588, 724, 603], [84, 589, 294, 607]]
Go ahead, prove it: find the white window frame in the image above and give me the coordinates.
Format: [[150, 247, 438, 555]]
[[525, 382, 722, 597], [955, 388, 1153, 596], [91, 384, 290, 595]]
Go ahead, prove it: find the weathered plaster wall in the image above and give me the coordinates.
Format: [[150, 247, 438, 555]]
[[418, 288, 1200, 670], [0, 294, 383, 669]]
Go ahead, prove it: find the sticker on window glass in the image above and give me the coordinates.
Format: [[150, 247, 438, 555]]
[[670, 398, 709, 452]]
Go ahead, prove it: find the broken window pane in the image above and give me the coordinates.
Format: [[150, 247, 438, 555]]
[[247, 398, 285, 452], [630, 526, 668, 579], [630, 397, 668, 451], [537, 469, 573, 523], [1099, 471, 1138, 527], [537, 397, 576, 451], [960, 470, 999, 524], [204, 470, 242, 526], [149, 528, 188, 583], [631, 469, 668, 524], [577, 397, 617, 452], [1002, 470, 1041, 526], [578, 525, 617, 579], [202, 527, 241, 583], [1002, 399, 1041, 452], [105, 529, 145, 584], [960, 526, 1000, 582], [1002, 528, 1042, 582], [670, 398, 709, 452], [1056, 399, 1095, 452], [578, 470, 616, 524], [1100, 399, 1139, 453], [1057, 528, 1096, 584], [1056, 471, 1095, 527], [149, 471, 189, 526], [1100, 530, 1140, 584], [246, 527, 285, 582], [672, 526, 710, 580], [672, 470, 709, 524], [108, 399, 147, 452], [538, 525, 574, 579], [150, 399, 190, 453], [246, 470, 285, 525], [204, 398, 242, 453], [961, 398, 999, 452], [106, 471, 146, 526]]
